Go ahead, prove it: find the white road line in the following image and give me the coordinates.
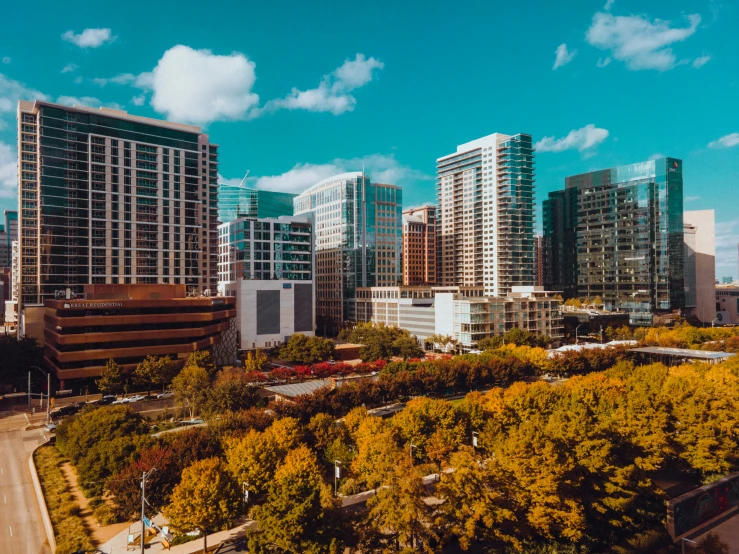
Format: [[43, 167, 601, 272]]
[[8, 525, 12, 537], [0, 467, 3, 475], [3, 494, 5, 503]]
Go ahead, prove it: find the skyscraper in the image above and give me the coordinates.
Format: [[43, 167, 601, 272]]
[[3, 211, 17, 267], [293, 172, 401, 334], [402, 206, 436, 285], [17, 100, 219, 308], [683, 210, 715, 324], [534, 235, 544, 287], [544, 157, 684, 324], [217, 184, 296, 224], [436, 133, 535, 296]]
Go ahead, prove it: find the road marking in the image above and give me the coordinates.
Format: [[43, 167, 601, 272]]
[[0, 467, 3, 475], [3, 494, 5, 503], [8, 525, 12, 537]]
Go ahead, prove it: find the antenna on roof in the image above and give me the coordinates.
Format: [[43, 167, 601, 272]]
[[239, 170, 250, 188]]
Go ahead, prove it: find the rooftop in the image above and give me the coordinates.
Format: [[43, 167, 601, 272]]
[[629, 347, 735, 360], [264, 379, 333, 398]]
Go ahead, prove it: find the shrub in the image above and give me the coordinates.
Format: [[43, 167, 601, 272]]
[[93, 503, 119, 526]]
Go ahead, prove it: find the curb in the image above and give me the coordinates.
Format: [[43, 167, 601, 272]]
[[28, 437, 57, 553]]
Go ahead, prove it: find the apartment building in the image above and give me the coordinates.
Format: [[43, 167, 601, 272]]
[[294, 172, 401, 334], [217, 184, 296, 224], [684, 210, 715, 324], [4, 211, 17, 267], [217, 215, 315, 350], [16, 100, 219, 309], [436, 133, 535, 296], [402, 206, 436, 285], [544, 157, 685, 325]]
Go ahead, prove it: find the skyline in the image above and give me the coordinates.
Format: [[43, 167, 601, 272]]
[[0, 0, 737, 276]]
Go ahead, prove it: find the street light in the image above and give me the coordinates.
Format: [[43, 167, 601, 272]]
[[409, 442, 416, 464], [712, 318, 720, 328], [334, 460, 342, 495], [681, 537, 697, 554], [575, 323, 585, 344], [29, 365, 51, 425], [140, 468, 157, 554], [471, 431, 479, 448]]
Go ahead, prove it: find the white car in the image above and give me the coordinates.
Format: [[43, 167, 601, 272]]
[[157, 390, 174, 399], [468, 349, 483, 355], [126, 395, 146, 403], [111, 397, 129, 404]]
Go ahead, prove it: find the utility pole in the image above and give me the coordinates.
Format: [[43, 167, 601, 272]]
[[334, 460, 341, 496], [30, 366, 51, 425], [141, 468, 156, 554]]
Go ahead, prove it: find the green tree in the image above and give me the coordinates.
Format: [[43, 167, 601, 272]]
[[171, 365, 210, 418], [203, 367, 260, 416], [132, 355, 175, 397], [184, 349, 217, 377], [163, 457, 239, 554], [477, 335, 504, 351], [95, 358, 123, 395], [393, 335, 424, 360], [248, 446, 337, 554], [278, 334, 336, 363], [244, 348, 269, 372]]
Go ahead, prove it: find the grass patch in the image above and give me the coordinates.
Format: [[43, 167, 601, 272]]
[[34, 444, 95, 554]]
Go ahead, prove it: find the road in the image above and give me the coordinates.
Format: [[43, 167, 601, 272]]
[[0, 413, 52, 554]]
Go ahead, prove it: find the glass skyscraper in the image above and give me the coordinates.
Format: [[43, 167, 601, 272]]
[[543, 157, 684, 324], [217, 184, 296, 223], [293, 172, 402, 335]]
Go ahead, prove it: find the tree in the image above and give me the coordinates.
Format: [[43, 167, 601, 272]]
[[184, 349, 217, 377], [171, 365, 210, 418], [278, 334, 336, 364], [96, 358, 123, 395], [225, 429, 284, 496], [132, 355, 175, 397], [164, 457, 239, 554], [77, 433, 154, 496], [244, 348, 269, 373], [477, 336, 504, 351], [203, 367, 260, 415], [247, 446, 337, 554], [393, 335, 424, 360]]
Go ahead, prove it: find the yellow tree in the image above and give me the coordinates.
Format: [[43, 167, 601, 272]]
[[225, 429, 283, 496], [170, 365, 210, 418], [163, 457, 239, 554], [244, 348, 268, 373], [350, 416, 402, 491]]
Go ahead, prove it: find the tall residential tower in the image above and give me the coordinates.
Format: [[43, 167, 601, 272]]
[[436, 133, 535, 296], [402, 206, 436, 285]]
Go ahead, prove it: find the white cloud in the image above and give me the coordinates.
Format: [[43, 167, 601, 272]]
[[74, 76, 83, 84], [62, 28, 115, 48], [131, 94, 146, 106], [648, 153, 664, 160], [0, 73, 49, 113], [56, 96, 123, 110], [258, 54, 384, 116], [535, 124, 610, 152], [684, 195, 701, 202], [0, 141, 17, 199], [586, 11, 701, 71], [148, 45, 259, 125], [708, 133, 739, 149], [91, 73, 138, 87], [596, 56, 612, 68], [553, 44, 577, 70], [603, 0, 615, 10], [61, 63, 77, 73], [223, 154, 431, 195], [2, 57, 10, 65], [715, 218, 739, 276], [692, 55, 711, 68]]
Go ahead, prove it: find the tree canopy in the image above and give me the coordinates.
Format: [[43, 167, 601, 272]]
[[278, 334, 336, 364]]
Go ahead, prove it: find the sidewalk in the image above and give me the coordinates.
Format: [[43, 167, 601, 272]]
[[98, 514, 255, 554]]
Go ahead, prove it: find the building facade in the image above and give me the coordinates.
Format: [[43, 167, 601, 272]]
[[4, 211, 17, 267], [17, 100, 219, 310], [294, 172, 401, 334], [716, 286, 739, 325], [217, 215, 315, 350], [683, 210, 715, 324], [543, 157, 684, 325], [43, 284, 236, 385], [402, 206, 436, 285], [534, 235, 544, 287], [436, 133, 535, 296], [217, 184, 296, 224]]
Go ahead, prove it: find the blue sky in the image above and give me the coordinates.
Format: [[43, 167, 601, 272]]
[[0, 0, 738, 276]]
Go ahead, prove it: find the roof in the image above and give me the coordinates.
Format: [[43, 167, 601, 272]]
[[264, 379, 332, 398], [549, 341, 637, 355], [629, 347, 736, 360], [296, 172, 363, 197]]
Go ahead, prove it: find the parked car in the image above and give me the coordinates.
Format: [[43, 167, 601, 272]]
[[97, 395, 117, 405], [50, 402, 82, 417], [468, 349, 483, 355], [44, 422, 58, 432], [156, 390, 174, 399], [111, 397, 129, 404], [126, 394, 146, 403]]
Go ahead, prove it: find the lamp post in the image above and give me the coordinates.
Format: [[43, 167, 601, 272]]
[[334, 460, 341, 496], [575, 323, 585, 344], [141, 468, 157, 554], [712, 317, 720, 328], [30, 365, 51, 425], [681, 537, 697, 554], [409, 442, 416, 464], [242, 482, 250, 507], [471, 431, 479, 448]]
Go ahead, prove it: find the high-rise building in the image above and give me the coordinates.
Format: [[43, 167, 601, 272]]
[[293, 172, 401, 334], [402, 206, 436, 285], [0, 225, 7, 270], [543, 157, 684, 325], [16, 100, 219, 309], [217, 184, 296, 224], [534, 235, 544, 287], [4, 211, 17, 266], [436, 133, 535, 296], [683, 210, 715, 324], [217, 215, 314, 351]]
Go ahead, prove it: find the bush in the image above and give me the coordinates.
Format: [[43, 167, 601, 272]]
[[93, 503, 119, 526]]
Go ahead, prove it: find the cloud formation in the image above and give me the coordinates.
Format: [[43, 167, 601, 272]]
[[715, 218, 739, 276], [535, 124, 610, 152], [586, 12, 701, 71], [56, 95, 123, 110], [61, 63, 77, 73], [553, 44, 577, 69], [2, 57, 10, 65], [257, 54, 384, 116], [148, 45, 259, 126], [0, 73, 49, 113], [684, 195, 701, 202], [708, 133, 739, 149], [0, 141, 17, 199], [62, 28, 115, 48], [223, 154, 431, 195], [692, 55, 711, 68]]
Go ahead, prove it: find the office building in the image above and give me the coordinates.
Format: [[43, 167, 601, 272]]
[[683, 210, 715, 324], [294, 172, 401, 334], [543, 157, 684, 325], [4, 211, 17, 267], [217, 215, 315, 350], [402, 206, 437, 285], [722, 276, 733, 284], [0, 225, 6, 270], [217, 184, 296, 224], [716, 285, 739, 325], [16, 100, 219, 310], [534, 235, 544, 287], [436, 133, 535, 296], [43, 284, 236, 385]]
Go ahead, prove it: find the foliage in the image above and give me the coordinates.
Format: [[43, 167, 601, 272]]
[[132, 355, 176, 396], [171, 364, 210, 418], [96, 358, 123, 395], [34, 445, 94, 554], [340, 322, 423, 362], [76, 433, 154, 496], [184, 349, 217, 377], [278, 333, 337, 364], [164, 457, 239, 552], [248, 445, 338, 554], [244, 348, 269, 372], [203, 367, 260, 415]]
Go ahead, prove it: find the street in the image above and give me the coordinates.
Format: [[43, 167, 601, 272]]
[[0, 413, 52, 554]]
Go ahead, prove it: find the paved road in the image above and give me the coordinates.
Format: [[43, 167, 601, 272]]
[[0, 413, 52, 554]]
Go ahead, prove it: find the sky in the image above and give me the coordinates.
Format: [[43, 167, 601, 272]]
[[0, 0, 737, 276]]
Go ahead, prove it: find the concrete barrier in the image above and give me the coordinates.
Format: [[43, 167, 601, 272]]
[[28, 438, 57, 553]]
